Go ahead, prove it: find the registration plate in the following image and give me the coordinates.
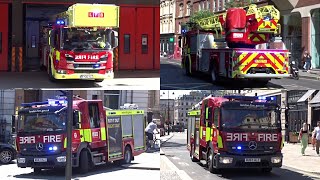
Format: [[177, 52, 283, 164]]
[[255, 60, 267, 63], [245, 158, 261, 162], [80, 75, 94, 79], [34, 158, 47, 162]]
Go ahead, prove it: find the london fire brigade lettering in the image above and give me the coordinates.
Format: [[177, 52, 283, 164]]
[[75, 55, 99, 60], [43, 135, 62, 143], [226, 133, 248, 141], [19, 136, 36, 144], [258, 134, 278, 141]]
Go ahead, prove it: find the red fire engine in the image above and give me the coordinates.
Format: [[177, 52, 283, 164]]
[[15, 96, 145, 174], [179, 4, 290, 85], [187, 95, 283, 173], [42, 3, 119, 82]]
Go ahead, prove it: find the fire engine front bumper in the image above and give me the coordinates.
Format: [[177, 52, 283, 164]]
[[237, 73, 290, 79], [17, 152, 69, 168], [214, 152, 283, 169], [53, 70, 114, 80]]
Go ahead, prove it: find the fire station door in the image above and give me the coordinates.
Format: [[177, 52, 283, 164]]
[[107, 114, 123, 159], [88, 102, 103, 148]]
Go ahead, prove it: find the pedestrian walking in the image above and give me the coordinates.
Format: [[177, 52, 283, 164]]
[[303, 51, 312, 72], [314, 121, 320, 155], [298, 123, 309, 155], [312, 127, 316, 150]]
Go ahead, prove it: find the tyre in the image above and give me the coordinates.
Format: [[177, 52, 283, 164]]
[[33, 168, 42, 174], [0, 149, 13, 164], [79, 150, 90, 174], [190, 148, 198, 162], [207, 148, 219, 174], [261, 167, 272, 173], [123, 146, 132, 164]]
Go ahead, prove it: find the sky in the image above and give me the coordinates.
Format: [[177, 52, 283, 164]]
[[160, 90, 192, 99]]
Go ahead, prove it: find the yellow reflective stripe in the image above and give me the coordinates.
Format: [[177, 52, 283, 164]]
[[188, 54, 192, 74], [56, 51, 60, 61], [280, 135, 284, 149], [200, 126, 203, 139], [64, 137, 67, 148], [101, 127, 106, 141], [205, 107, 209, 119], [78, 112, 81, 128], [83, 129, 92, 142], [217, 135, 223, 148], [206, 127, 211, 142], [79, 130, 85, 142], [106, 110, 144, 116]]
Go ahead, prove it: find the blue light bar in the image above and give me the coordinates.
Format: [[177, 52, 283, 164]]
[[93, 64, 100, 68], [237, 146, 242, 150], [56, 20, 65, 25]]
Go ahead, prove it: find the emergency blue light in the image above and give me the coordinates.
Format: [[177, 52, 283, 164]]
[[237, 146, 242, 150], [49, 146, 58, 151], [93, 64, 100, 68], [56, 20, 65, 25]]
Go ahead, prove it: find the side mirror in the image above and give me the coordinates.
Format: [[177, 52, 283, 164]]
[[111, 30, 119, 48]]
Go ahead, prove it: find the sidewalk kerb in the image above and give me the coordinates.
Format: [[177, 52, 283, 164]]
[[161, 155, 193, 180], [283, 165, 320, 178]]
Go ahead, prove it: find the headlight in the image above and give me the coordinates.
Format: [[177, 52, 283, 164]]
[[271, 157, 282, 164], [57, 70, 66, 74], [18, 158, 25, 163], [56, 156, 66, 162], [219, 157, 233, 164]]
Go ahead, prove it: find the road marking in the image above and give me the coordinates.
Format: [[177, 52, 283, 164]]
[[172, 156, 181, 160], [178, 162, 190, 166]]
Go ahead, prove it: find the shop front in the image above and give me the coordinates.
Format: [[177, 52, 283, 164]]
[[311, 8, 320, 69], [310, 91, 320, 128]]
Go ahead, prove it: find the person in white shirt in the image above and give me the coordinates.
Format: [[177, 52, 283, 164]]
[[145, 120, 159, 149], [313, 121, 320, 155]]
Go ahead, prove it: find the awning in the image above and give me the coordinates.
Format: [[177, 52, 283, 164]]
[[297, 90, 316, 102], [310, 91, 320, 105]]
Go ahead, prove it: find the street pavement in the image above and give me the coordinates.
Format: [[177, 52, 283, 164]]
[[160, 57, 320, 90], [0, 152, 160, 180], [160, 132, 320, 180], [0, 70, 160, 89]]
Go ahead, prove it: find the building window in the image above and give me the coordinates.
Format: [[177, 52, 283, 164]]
[[179, 3, 184, 17], [89, 103, 100, 128], [104, 90, 120, 109], [186, 1, 191, 16], [207, 0, 210, 10], [213, 1, 216, 12]]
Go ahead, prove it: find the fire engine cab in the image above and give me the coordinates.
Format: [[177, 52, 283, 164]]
[[179, 4, 290, 85], [15, 96, 145, 174], [187, 95, 283, 173], [42, 3, 119, 82]]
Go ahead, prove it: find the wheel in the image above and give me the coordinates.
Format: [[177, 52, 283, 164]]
[[185, 59, 191, 76], [0, 149, 13, 164], [33, 168, 42, 174], [261, 167, 272, 173], [48, 61, 57, 82], [207, 148, 219, 174], [123, 146, 132, 164], [79, 150, 90, 174]]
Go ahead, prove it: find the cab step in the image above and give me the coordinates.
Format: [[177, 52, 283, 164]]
[[93, 152, 104, 157], [200, 160, 207, 165]]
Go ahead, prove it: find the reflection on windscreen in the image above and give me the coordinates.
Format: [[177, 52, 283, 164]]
[[62, 28, 112, 50], [19, 111, 66, 132], [199, 34, 215, 49], [221, 109, 279, 129]]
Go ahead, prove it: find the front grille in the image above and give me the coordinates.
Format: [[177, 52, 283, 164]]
[[20, 144, 62, 156], [227, 142, 278, 156], [74, 70, 100, 74], [235, 160, 270, 167]]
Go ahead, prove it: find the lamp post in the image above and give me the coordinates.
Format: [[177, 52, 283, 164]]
[[162, 91, 175, 135]]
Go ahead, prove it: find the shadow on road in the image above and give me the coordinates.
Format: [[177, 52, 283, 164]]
[[161, 141, 186, 148], [160, 63, 285, 90], [213, 168, 316, 180], [115, 70, 160, 78], [12, 162, 157, 180]]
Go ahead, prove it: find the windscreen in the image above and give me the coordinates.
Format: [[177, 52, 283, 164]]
[[221, 107, 280, 129], [18, 110, 67, 132], [61, 28, 113, 51]]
